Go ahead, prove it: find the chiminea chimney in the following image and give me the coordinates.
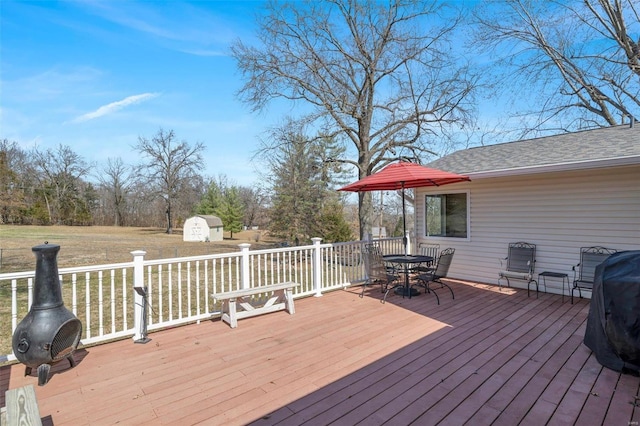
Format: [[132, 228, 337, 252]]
[[12, 243, 82, 385]]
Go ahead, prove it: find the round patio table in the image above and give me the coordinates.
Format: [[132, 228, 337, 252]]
[[383, 254, 434, 298]]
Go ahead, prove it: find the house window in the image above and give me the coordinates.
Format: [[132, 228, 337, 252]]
[[425, 192, 468, 238]]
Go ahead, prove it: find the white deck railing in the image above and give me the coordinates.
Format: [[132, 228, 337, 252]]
[[0, 236, 406, 362]]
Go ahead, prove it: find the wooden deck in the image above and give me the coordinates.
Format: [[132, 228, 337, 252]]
[[1, 280, 639, 425]]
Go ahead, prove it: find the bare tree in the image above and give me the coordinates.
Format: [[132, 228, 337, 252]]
[[96, 157, 135, 226], [0, 140, 29, 224], [472, 0, 640, 134], [134, 128, 205, 234], [237, 185, 268, 229], [582, 0, 640, 78], [31, 144, 92, 225], [125, 180, 163, 227], [232, 0, 476, 238]]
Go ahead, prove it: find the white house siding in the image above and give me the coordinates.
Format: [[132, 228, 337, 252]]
[[414, 164, 640, 297]]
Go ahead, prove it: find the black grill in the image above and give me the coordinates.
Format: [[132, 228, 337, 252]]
[[584, 250, 640, 375]]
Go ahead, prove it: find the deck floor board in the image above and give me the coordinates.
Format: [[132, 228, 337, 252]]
[[2, 280, 639, 425]]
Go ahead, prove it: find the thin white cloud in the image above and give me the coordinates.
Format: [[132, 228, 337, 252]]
[[179, 48, 227, 57], [73, 93, 159, 122], [78, 1, 237, 55]]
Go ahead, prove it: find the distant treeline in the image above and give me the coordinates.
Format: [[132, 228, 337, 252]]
[[0, 138, 266, 230]]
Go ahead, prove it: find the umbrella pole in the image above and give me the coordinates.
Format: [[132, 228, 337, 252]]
[[402, 182, 407, 255]]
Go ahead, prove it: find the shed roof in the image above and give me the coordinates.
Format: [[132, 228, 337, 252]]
[[195, 215, 223, 227], [427, 124, 640, 179]]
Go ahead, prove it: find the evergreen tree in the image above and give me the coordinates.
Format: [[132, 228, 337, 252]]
[[194, 177, 246, 238], [215, 186, 244, 238], [314, 198, 353, 243], [194, 180, 224, 215], [262, 123, 348, 244]]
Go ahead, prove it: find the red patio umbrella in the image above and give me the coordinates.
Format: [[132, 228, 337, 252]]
[[339, 161, 470, 252]]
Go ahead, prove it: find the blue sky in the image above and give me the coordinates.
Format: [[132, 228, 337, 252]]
[[6, 1, 631, 189], [1, 0, 278, 186], [0, 1, 520, 189]]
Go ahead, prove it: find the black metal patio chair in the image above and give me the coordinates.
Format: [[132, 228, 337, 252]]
[[411, 243, 440, 274], [498, 242, 538, 295], [413, 248, 455, 305], [572, 246, 617, 304], [364, 242, 382, 255], [360, 245, 399, 300]]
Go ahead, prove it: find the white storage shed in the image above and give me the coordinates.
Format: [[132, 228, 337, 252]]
[[183, 215, 224, 242]]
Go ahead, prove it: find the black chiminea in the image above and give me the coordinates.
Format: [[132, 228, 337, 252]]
[[12, 243, 82, 386]]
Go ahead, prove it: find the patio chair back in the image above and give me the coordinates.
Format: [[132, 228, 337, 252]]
[[363, 250, 389, 281], [418, 243, 440, 259], [412, 243, 440, 273], [364, 243, 382, 256], [498, 242, 537, 291], [506, 242, 536, 274], [572, 246, 618, 303], [433, 248, 455, 279], [413, 248, 456, 304], [576, 246, 618, 285], [361, 248, 399, 301]]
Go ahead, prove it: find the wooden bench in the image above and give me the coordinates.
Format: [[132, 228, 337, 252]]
[[213, 282, 299, 328], [4, 384, 42, 426]]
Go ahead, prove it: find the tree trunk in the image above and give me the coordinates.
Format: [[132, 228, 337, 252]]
[[165, 206, 173, 234], [358, 191, 373, 240], [44, 195, 52, 225]]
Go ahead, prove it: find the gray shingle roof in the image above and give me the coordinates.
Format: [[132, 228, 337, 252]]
[[427, 124, 640, 176], [197, 215, 223, 227]]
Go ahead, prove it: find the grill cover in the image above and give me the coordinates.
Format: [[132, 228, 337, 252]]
[[584, 251, 640, 375]]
